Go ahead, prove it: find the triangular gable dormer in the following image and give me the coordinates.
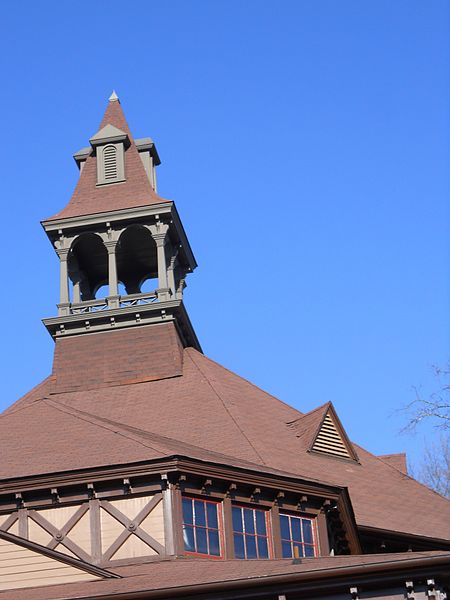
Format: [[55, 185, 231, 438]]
[[309, 402, 359, 462]]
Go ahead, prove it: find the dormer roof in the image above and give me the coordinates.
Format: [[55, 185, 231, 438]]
[[89, 123, 129, 147]]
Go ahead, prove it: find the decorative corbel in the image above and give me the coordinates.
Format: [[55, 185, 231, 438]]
[[297, 495, 308, 512], [406, 581, 415, 600], [250, 487, 261, 503], [350, 587, 359, 600], [275, 491, 285, 506], [201, 479, 212, 494], [160, 473, 169, 491], [123, 478, 132, 494], [175, 474, 187, 491], [225, 483, 237, 498]]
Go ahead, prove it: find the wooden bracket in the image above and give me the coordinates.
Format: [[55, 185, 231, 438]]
[[51, 488, 60, 504], [201, 479, 212, 494], [275, 491, 285, 506], [175, 474, 187, 490], [123, 478, 132, 494], [250, 487, 261, 502], [87, 483, 96, 499], [405, 581, 415, 600], [350, 587, 359, 600], [15, 493, 23, 509], [225, 483, 237, 498]]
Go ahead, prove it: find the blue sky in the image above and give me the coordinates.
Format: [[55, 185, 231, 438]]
[[0, 1, 448, 468]]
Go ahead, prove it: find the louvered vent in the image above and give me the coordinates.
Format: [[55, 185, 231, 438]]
[[103, 145, 118, 180], [311, 413, 352, 459]]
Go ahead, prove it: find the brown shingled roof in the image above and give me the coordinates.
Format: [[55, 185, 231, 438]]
[[46, 98, 168, 221], [0, 552, 449, 599], [2, 323, 450, 543]]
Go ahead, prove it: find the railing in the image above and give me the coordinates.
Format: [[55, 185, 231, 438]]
[[119, 292, 158, 308], [69, 291, 158, 315]]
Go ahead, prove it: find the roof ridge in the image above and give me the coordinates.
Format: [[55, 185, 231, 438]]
[[352, 441, 450, 502], [1, 376, 53, 417], [185, 347, 304, 420], [286, 401, 330, 426], [52, 400, 273, 468], [186, 350, 267, 465], [43, 399, 169, 457]]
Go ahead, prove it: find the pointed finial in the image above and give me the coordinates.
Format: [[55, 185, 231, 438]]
[[109, 90, 119, 102]]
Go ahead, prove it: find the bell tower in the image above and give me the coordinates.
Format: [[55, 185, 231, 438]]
[[41, 93, 200, 350]]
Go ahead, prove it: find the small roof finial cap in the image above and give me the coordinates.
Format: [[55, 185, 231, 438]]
[[109, 90, 119, 102]]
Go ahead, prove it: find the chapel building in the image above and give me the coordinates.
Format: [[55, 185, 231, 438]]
[[0, 94, 449, 598]]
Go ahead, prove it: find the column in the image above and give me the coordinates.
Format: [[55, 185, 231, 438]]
[[56, 248, 70, 316], [149, 223, 170, 301], [105, 241, 119, 308], [167, 250, 178, 297], [72, 279, 81, 304]]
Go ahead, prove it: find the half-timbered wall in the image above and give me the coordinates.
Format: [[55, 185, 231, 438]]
[[0, 493, 165, 566]]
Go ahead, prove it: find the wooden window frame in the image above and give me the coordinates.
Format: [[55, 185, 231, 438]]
[[279, 511, 318, 558], [231, 503, 273, 560], [181, 495, 224, 560]]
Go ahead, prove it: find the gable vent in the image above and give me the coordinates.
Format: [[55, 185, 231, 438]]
[[311, 413, 352, 459], [103, 145, 118, 180]]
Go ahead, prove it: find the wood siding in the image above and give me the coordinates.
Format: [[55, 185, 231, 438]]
[[0, 537, 99, 590]]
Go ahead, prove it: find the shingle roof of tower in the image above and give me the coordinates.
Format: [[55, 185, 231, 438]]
[[46, 97, 168, 221], [2, 323, 450, 544]]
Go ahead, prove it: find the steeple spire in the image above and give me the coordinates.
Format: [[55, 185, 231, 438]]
[[41, 96, 200, 350], [109, 90, 119, 102], [46, 97, 162, 221]]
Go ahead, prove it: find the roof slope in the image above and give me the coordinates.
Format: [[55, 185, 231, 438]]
[[2, 338, 450, 542], [46, 98, 167, 221], [0, 552, 448, 599]]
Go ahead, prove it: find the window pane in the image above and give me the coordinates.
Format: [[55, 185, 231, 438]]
[[255, 510, 266, 535], [206, 502, 218, 529], [257, 535, 269, 558], [232, 507, 243, 532], [182, 498, 193, 525], [302, 519, 313, 544], [280, 514, 290, 540], [282, 541, 292, 558], [293, 542, 304, 558], [245, 534, 257, 559], [194, 500, 206, 527], [291, 517, 302, 542], [208, 530, 220, 556], [196, 527, 208, 554], [304, 544, 315, 557], [183, 525, 195, 552], [243, 509, 255, 534], [234, 533, 245, 558]]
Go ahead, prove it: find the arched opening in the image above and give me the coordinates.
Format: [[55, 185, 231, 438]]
[[116, 226, 158, 295], [68, 233, 108, 302]]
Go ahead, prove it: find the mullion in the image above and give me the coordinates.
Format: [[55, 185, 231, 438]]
[[193, 499, 209, 555]]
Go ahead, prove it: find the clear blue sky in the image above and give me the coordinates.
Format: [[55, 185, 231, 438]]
[[0, 1, 448, 468]]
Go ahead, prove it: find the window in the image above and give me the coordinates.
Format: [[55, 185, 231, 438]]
[[280, 513, 317, 558], [232, 506, 270, 559], [182, 497, 222, 557]]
